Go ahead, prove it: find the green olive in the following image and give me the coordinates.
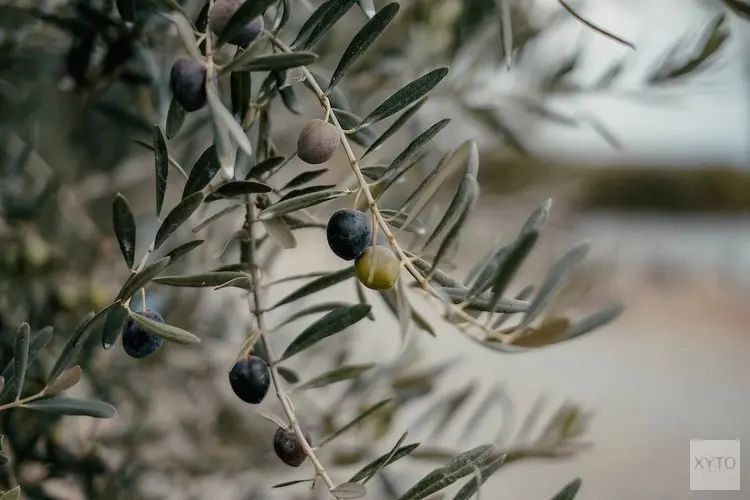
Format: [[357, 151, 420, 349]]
[[355, 245, 400, 290]]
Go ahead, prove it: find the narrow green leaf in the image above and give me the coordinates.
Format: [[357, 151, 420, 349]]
[[165, 12, 202, 61], [381, 118, 450, 184], [335, 108, 378, 147], [551, 477, 582, 500], [115, 257, 171, 302], [258, 189, 350, 220], [133, 139, 188, 179], [356, 67, 449, 130], [272, 267, 356, 309], [230, 70, 251, 121], [279, 82, 302, 115], [101, 304, 128, 350], [194, 205, 243, 233], [166, 97, 185, 139], [205, 180, 273, 201], [296, 0, 357, 51], [165, 239, 205, 265], [0, 378, 4, 394], [276, 302, 353, 328], [0, 486, 21, 500], [362, 97, 428, 159], [45, 365, 83, 396], [451, 454, 506, 500], [395, 444, 495, 500], [127, 309, 201, 344], [298, 363, 375, 390], [272, 479, 314, 489], [318, 398, 392, 447], [277, 367, 299, 384], [152, 271, 249, 288], [217, 0, 276, 46], [262, 218, 298, 249], [112, 193, 137, 268], [486, 229, 540, 314], [0, 327, 54, 401], [329, 2, 400, 90], [13, 323, 30, 401], [246, 155, 285, 179], [279, 184, 337, 202], [24, 396, 117, 418], [426, 176, 479, 273], [48, 303, 118, 382], [183, 145, 220, 199], [350, 435, 417, 483], [521, 243, 590, 328], [154, 191, 204, 250], [356, 0, 376, 17], [280, 304, 371, 360], [283, 169, 328, 190], [563, 302, 624, 341], [460, 386, 512, 441], [206, 81, 253, 165], [226, 52, 319, 73], [331, 483, 367, 499]]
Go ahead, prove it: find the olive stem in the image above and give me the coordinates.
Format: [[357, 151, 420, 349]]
[[0, 389, 46, 412], [243, 196, 340, 497], [266, 33, 505, 342]]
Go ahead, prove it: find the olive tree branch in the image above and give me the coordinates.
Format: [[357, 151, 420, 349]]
[[242, 196, 340, 496], [266, 33, 514, 343]]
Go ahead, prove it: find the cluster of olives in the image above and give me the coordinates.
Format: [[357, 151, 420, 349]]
[[121, 310, 165, 359], [169, 0, 264, 113], [326, 209, 400, 290]]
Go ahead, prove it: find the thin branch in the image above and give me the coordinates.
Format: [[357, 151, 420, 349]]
[[557, 0, 635, 50]]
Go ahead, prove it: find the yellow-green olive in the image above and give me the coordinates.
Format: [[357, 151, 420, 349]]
[[355, 245, 400, 290]]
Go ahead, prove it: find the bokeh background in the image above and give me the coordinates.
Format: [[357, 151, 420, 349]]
[[1, 0, 749, 499]]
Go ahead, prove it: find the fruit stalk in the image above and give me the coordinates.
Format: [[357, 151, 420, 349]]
[[242, 196, 339, 495]]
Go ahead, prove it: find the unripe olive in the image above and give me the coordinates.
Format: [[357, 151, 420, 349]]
[[297, 119, 339, 164], [121, 309, 164, 359], [355, 245, 400, 290], [209, 0, 264, 48], [273, 426, 311, 467], [229, 355, 271, 404], [170, 58, 207, 112], [326, 209, 372, 261]]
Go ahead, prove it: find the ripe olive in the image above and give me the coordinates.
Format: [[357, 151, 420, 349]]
[[208, 0, 264, 48], [170, 58, 207, 112], [355, 245, 400, 290], [297, 119, 339, 164], [122, 310, 164, 359], [273, 426, 311, 467], [229, 355, 271, 404], [326, 209, 372, 261]]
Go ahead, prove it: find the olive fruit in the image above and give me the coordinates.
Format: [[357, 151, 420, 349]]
[[121, 310, 164, 359], [273, 426, 311, 467], [297, 119, 339, 164], [326, 209, 372, 261], [355, 245, 400, 290], [229, 355, 271, 404], [208, 0, 264, 48], [170, 58, 207, 112]]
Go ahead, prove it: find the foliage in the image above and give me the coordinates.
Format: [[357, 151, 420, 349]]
[[0, 0, 745, 499]]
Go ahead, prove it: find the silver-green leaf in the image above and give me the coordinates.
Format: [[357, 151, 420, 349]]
[[297, 363, 375, 390], [112, 193, 137, 269], [24, 396, 117, 419], [127, 309, 201, 344], [271, 267, 356, 309], [154, 191, 205, 251], [153, 125, 169, 216], [317, 398, 392, 447], [13, 323, 30, 401], [152, 271, 250, 288], [258, 189, 350, 220]]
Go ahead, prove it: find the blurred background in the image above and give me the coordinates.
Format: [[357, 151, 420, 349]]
[[1, 0, 749, 499]]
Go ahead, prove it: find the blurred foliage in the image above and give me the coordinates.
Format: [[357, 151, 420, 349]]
[[0, 0, 746, 499]]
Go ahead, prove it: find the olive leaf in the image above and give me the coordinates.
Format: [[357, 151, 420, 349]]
[[153, 125, 169, 216], [356, 0, 376, 18], [328, 2, 400, 90], [486, 226, 540, 316], [279, 184, 337, 202], [277, 367, 299, 384], [272, 479, 314, 489], [193, 205, 243, 233], [127, 309, 201, 344], [45, 365, 83, 396], [225, 52, 319, 73], [205, 180, 273, 201], [165, 12, 203, 61], [13, 323, 30, 401], [334, 108, 377, 147], [297, 363, 375, 390], [217, 0, 276, 46], [0, 327, 54, 401], [246, 155, 285, 179], [395, 444, 495, 500], [429, 383, 476, 439], [520, 242, 590, 328], [112, 193, 137, 269], [562, 302, 624, 341], [355, 67, 449, 131], [0, 486, 21, 500], [283, 169, 328, 190], [183, 145, 220, 198], [380, 209, 426, 235], [24, 396, 117, 418], [349, 434, 418, 483], [262, 218, 298, 249], [280, 304, 371, 360], [379, 118, 451, 185], [331, 483, 367, 499], [165, 239, 205, 265], [275, 302, 353, 328], [295, 0, 357, 51], [451, 454, 506, 500], [362, 97, 427, 159], [258, 189, 350, 220], [551, 477, 582, 500], [317, 398, 392, 447], [230, 69, 252, 122], [152, 271, 250, 288], [115, 257, 171, 302], [271, 266, 357, 309], [48, 303, 119, 382], [166, 97, 186, 139], [154, 191, 205, 250], [206, 82, 252, 174], [133, 139, 188, 179]]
